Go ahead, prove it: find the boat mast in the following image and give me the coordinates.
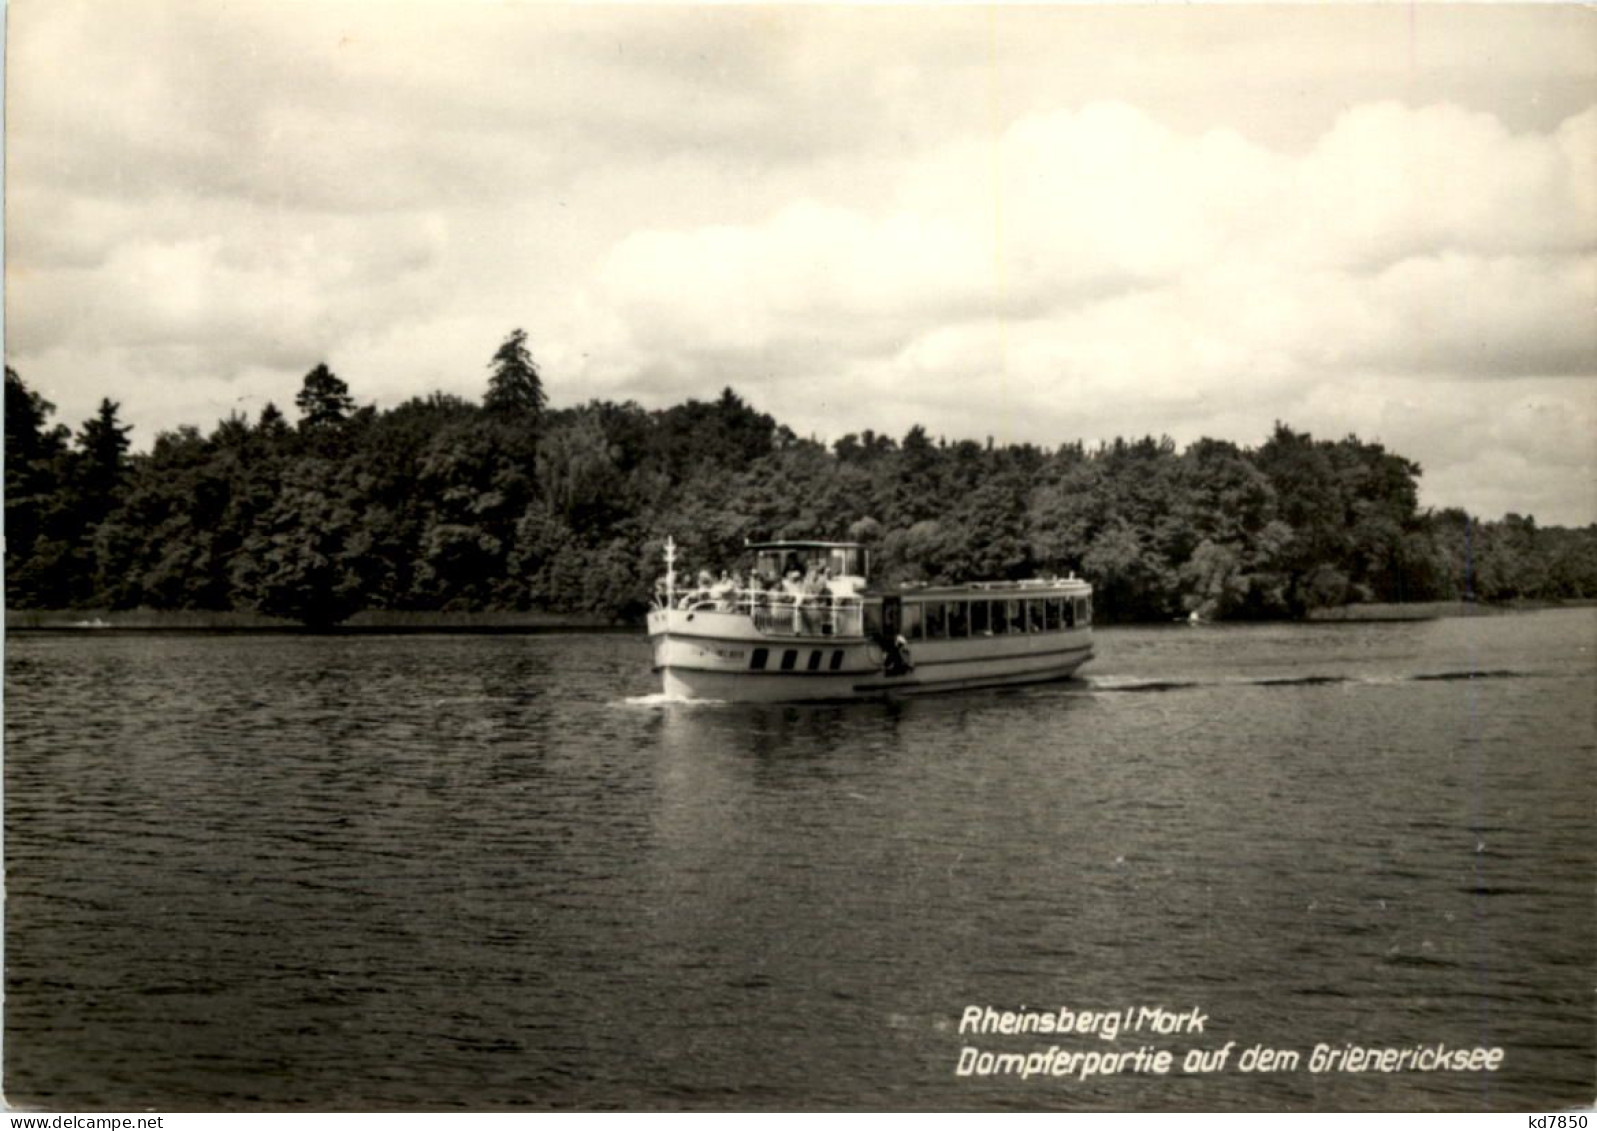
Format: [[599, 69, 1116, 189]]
[[664, 536, 676, 608]]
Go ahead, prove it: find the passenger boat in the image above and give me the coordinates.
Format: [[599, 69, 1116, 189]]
[[646, 538, 1093, 701]]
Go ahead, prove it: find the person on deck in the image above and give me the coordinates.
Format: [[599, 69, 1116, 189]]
[[799, 565, 826, 633]]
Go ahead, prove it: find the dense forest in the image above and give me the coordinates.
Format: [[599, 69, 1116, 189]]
[[7, 332, 1596, 627]]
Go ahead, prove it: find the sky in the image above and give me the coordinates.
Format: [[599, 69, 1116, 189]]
[[5, 2, 1595, 525]]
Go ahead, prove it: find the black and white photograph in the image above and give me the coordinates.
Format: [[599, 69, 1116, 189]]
[[4, 0, 1594, 1114]]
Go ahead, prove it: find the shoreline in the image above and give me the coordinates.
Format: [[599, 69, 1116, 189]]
[[1304, 599, 1595, 623], [8, 600, 1590, 635], [4, 608, 624, 635]]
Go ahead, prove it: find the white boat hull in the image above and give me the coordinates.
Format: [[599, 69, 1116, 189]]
[[647, 607, 1093, 702]]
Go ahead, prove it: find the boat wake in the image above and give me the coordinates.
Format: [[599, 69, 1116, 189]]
[[1086, 669, 1535, 694], [1410, 669, 1528, 682], [1083, 676, 1201, 694], [622, 692, 727, 708]]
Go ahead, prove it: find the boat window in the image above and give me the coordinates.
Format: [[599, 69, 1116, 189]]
[[1084, 596, 1092, 624], [1064, 598, 1076, 628], [1044, 598, 1061, 632], [948, 601, 969, 638], [864, 602, 882, 638], [989, 600, 1008, 635], [828, 547, 865, 578], [829, 649, 844, 671], [903, 602, 923, 641], [1027, 600, 1045, 633], [1007, 599, 1025, 634], [807, 650, 823, 671], [781, 649, 798, 671], [750, 648, 769, 670], [924, 602, 946, 639], [971, 600, 990, 635]]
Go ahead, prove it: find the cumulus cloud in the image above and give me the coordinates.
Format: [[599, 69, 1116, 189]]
[[9, 204, 448, 372], [1292, 103, 1597, 267], [592, 99, 1594, 346]]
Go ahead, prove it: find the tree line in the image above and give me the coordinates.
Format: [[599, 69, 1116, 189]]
[[7, 333, 1596, 626]]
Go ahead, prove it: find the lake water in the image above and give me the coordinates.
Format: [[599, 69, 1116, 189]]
[[5, 610, 1594, 1111]]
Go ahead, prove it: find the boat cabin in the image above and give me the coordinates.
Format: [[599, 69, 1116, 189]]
[[747, 540, 869, 593], [865, 586, 1092, 644]]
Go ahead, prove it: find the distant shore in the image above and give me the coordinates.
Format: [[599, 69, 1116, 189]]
[[9, 600, 1591, 635], [1305, 599, 1595, 622], [4, 608, 622, 634]]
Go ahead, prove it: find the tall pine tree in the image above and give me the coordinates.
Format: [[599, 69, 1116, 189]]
[[74, 398, 133, 520], [295, 363, 354, 430], [484, 329, 546, 420]]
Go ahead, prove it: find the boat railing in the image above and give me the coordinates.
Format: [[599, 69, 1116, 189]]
[[750, 595, 865, 638], [944, 576, 1086, 592], [659, 588, 865, 638]]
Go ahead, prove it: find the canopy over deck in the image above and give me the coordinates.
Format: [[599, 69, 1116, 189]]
[[744, 540, 866, 551]]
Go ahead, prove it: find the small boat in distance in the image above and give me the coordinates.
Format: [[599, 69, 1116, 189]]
[[646, 538, 1093, 701]]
